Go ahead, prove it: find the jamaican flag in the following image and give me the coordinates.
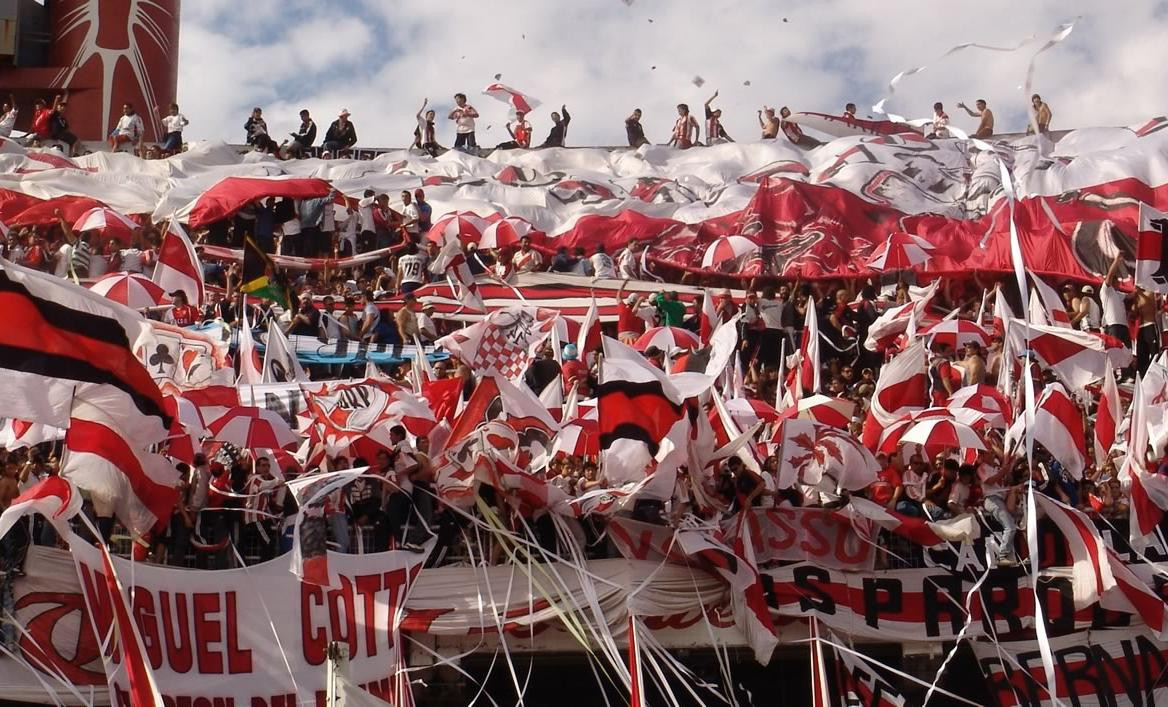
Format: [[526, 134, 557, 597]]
[[240, 235, 290, 309]]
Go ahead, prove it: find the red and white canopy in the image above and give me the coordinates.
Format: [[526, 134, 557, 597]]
[[922, 319, 991, 351], [72, 207, 140, 241], [947, 384, 1013, 428], [898, 417, 985, 453], [479, 216, 541, 250], [700, 235, 760, 269], [633, 326, 701, 352], [775, 394, 856, 432], [425, 211, 489, 246], [865, 231, 933, 271], [208, 406, 299, 450], [724, 398, 781, 430], [88, 272, 166, 308]]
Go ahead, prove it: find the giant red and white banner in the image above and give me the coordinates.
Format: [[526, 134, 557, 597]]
[[52, 541, 426, 705]]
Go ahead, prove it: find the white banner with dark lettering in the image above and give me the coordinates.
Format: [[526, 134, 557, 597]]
[[65, 540, 426, 705], [973, 627, 1168, 706]]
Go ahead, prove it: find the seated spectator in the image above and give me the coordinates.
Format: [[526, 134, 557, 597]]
[[322, 109, 358, 155], [512, 235, 543, 273], [413, 99, 441, 157], [49, 94, 80, 156], [108, 102, 145, 153], [625, 109, 649, 147], [499, 110, 532, 149], [957, 99, 994, 138], [0, 92, 17, 137], [245, 107, 277, 153], [946, 464, 976, 517], [286, 109, 317, 158]]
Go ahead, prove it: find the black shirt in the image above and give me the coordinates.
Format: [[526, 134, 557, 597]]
[[325, 119, 358, 148], [625, 118, 647, 147], [294, 119, 317, 146], [540, 108, 571, 148]]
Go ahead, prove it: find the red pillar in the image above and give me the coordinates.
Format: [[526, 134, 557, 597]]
[[45, 0, 180, 142]]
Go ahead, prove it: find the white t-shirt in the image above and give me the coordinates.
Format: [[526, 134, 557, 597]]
[[978, 463, 1006, 499], [1078, 297, 1101, 330], [617, 249, 639, 279], [758, 299, 784, 329], [1100, 283, 1126, 328], [114, 113, 145, 139], [54, 243, 74, 278], [403, 204, 420, 235], [362, 302, 381, 333], [591, 253, 615, 278], [0, 108, 17, 137], [117, 248, 145, 274], [398, 253, 428, 285], [358, 197, 376, 233], [512, 249, 543, 273], [451, 106, 477, 134], [160, 113, 187, 134]]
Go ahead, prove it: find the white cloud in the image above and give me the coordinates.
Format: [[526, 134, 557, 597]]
[[177, 0, 1168, 148]]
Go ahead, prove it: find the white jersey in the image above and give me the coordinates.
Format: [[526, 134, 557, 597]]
[[398, 253, 428, 285], [591, 252, 615, 278]]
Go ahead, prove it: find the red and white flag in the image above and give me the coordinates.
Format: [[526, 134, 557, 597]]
[[1095, 361, 1120, 469], [436, 306, 557, 381], [0, 418, 64, 450], [834, 638, 908, 707], [576, 296, 601, 355], [845, 496, 980, 546], [992, 284, 1016, 337], [1136, 203, 1168, 294], [1006, 382, 1087, 478], [432, 231, 484, 312], [236, 303, 264, 384], [1008, 319, 1132, 390], [699, 288, 718, 342], [861, 341, 928, 451], [796, 297, 820, 400], [1121, 377, 1168, 549], [1034, 492, 1168, 637], [152, 218, 205, 306], [0, 476, 82, 541], [62, 399, 180, 536], [1029, 275, 1071, 327], [482, 82, 542, 115]]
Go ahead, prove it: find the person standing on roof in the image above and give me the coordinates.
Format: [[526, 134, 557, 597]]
[[704, 91, 731, 144], [1028, 94, 1052, 134], [540, 105, 571, 148], [413, 98, 440, 156], [957, 99, 994, 139], [625, 109, 649, 147], [668, 103, 699, 149], [448, 93, 479, 152]]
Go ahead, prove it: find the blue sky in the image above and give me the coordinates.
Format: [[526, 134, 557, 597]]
[[177, 1, 1168, 147]]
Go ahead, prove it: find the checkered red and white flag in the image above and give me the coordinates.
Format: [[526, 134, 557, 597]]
[[436, 306, 558, 381]]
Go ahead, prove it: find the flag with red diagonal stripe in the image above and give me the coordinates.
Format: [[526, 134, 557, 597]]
[[0, 476, 82, 541], [1095, 361, 1121, 469], [0, 257, 173, 443], [1006, 382, 1087, 478], [1008, 319, 1132, 389], [152, 218, 205, 306], [1029, 275, 1071, 327], [861, 341, 928, 451], [845, 496, 980, 546], [62, 399, 180, 536]]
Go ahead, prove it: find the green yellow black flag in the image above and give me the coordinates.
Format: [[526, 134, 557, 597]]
[[240, 235, 290, 309]]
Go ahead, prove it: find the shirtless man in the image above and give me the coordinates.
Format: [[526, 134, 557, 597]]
[[703, 91, 731, 144], [1135, 287, 1160, 374], [843, 103, 857, 119], [957, 99, 994, 139], [1028, 94, 1052, 134], [962, 341, 986, 385], [758, 106, 779, 139]]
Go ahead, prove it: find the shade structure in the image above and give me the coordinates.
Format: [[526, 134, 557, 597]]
[[550, 418, 599, 458], [923, 319, 992, 351], [73, 207, 140, 241], [425, 211, 488, 246], [633, 326, 701, 352], [700, 235, 760, 269], [88, 272, 166, 308], [185, 177, 332, 229], [865, 231, 933, 271], [899, 417, 985, 453], [480, 216, 542, 250], [775, 394, 856, 432], [208, 406, 299, 450], [946, 384, 1013, 428]]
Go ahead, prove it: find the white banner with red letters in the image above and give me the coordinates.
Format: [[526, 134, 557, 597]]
[[57, 541, 426, 705]]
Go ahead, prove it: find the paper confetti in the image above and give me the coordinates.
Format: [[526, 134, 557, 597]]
[[743, 80, 751, 86], [692, 76, 706, 88], [651, 66, 657, 70], [494, 73, 502, 80]]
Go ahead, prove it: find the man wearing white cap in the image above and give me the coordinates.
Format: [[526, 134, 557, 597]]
[[322, 109, 358, 155], [1069, 283, 1101, 331]]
